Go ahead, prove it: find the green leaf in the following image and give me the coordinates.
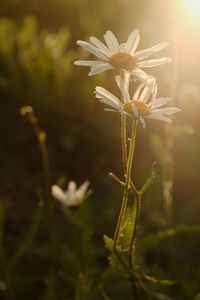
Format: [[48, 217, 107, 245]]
[[103, 235, 114, 252], [103, 201, 137, 272], [103, 235, 125, 271], [118, 202, 136, 252]]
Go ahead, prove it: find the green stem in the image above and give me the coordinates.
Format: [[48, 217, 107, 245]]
[[120, 73, 138, 196], [121, 113, 128, 174], [35, 127, 51, 203], [20, 107, 51, 203], [121, 114, 138, 195], [119, 71, 128, 175], [121, 113, 138, 197], [29, 112, 51, 203], [129, 193, 141, 270], [114, 119, 138, 244]]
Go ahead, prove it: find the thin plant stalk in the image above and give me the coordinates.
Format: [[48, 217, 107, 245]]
[[121, 113, 128, 173], [113, 119, 138, 244], [128, 193, 141, 270], [121, 114, 138, 196], [120, 72, 138, 196], [119, 71, 128, 174], [117, 85, 145, 297], [20, 107, 51, 203], [33, 127, 51, 203]]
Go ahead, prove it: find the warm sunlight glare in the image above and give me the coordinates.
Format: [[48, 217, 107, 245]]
[[183, 0, 200, 19]]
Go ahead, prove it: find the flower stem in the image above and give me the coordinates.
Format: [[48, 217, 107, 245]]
[[128, 192, 141, 270], [114, 118, 138, 244], [121, 113, 138, 197], [121, 113, 128, 173], [20, 107, 51, 203]]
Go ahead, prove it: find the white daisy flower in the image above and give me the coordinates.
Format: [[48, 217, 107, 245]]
[[95, 77, 180, 128], [74, 29, 171, 77], [51, 180, 91, 208]]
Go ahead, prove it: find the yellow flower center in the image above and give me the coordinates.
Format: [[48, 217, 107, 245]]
[[124, 100, 150, 116], [109, 53, 138, 70]]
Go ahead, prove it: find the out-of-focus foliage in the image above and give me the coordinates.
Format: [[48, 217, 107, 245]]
[[0, 16, 72, 111], [0, 0, 200, 299]]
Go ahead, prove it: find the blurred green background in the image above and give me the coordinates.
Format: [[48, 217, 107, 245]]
[[0, 0, 200, 299]]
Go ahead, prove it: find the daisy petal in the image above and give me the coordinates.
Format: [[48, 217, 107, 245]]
[[146, 114, 172, 123], [133, 81, 145, 99], [115, 75, 130, 102], [152, 107, 181, 115], [104, 108, 119, 112], [76, 40, 108, 60], [104, 108, 123, 113], [134, 42, 169, 60], [104, 31, 119, 54], [139, 77, 155, 102], [89, 63, 114, 76], [96, 86, 122, 106], [74, 60, 103, 66], [125, 29, 140, 55], [89, 36, 111, 57], [51, 185, 68, 204], [78, 181, 90, 195], [151, 97, 171, 109], [137, 57, 171, 68], [68, 181, 77, 192], [106, 31, 120, 52], [151, 82, 158, 103], [131, 103, 139, 117], [132, 67, 148, 81], [99, 98, 122, 111], [119, 43, 126, 52], [75, 181, 90, 202], [139, 116, 146, 128]]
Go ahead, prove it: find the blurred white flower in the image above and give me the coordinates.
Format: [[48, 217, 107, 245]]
[[95, 76, 180, 128], [74, 29, 171, 77], [51, 180, 91, 208]]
